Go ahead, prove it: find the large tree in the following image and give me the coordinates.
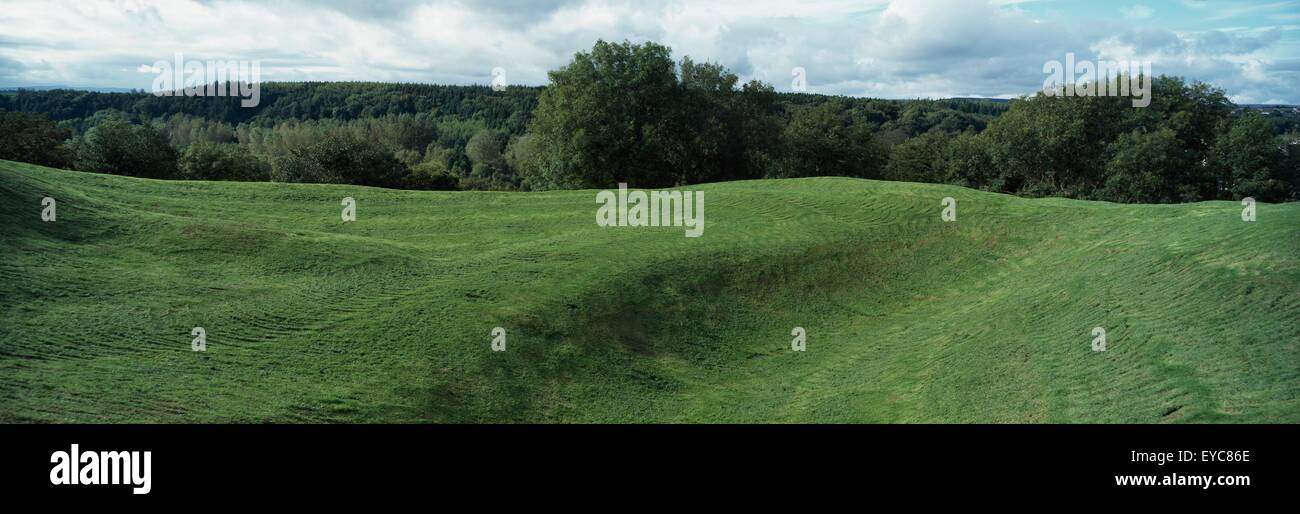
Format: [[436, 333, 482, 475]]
[[980, 75, 1251, 202], [1212, 112, 1290, 201], [0, 111, 71, 167], [71, 117, 178, 179], [885, 131, 950, 183], [524, 40, 783, 190], [668, 58, 782, 184], [525, 40, 680, 190], [1100, 128, 1196, 203], [776, 99, 884, 179]]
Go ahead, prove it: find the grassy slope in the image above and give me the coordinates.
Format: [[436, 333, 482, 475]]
[[1, 160, 1297, 423]]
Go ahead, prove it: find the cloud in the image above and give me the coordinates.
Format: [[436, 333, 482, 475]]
[[1122, 5, 1154, 20], [0, 56, 25, 79], [0, 0, 1294, 104]]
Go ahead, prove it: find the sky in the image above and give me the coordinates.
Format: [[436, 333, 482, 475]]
[[0, 0, 1296, 103]]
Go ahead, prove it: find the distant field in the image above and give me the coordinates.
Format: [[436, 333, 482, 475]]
[[1, 160, 1296, 422]]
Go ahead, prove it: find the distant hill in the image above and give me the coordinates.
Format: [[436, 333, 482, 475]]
[[0, 85, 138, 93], [948, 97, 1012, 103]]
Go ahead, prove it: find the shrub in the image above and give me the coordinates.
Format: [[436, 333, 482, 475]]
[[271, 134, 406, 188], [0, 111, 71, 167], [71, 117, 178, 179], [178, 142, 269, 181]]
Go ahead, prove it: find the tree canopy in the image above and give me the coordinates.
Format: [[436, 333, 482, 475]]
[[1, 40, 1294, 202]]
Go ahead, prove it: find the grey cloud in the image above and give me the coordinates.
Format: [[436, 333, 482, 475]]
[[1188, 29, 1282, 54], [0, 55, 24, 78], [0, 0, 1294, 104], [1268, 58, 1300, 72]]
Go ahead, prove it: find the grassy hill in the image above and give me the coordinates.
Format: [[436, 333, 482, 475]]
[[1, 160, 1296, 423]]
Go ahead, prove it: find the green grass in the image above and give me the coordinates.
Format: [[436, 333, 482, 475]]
[[1, 160, 1297, 423]]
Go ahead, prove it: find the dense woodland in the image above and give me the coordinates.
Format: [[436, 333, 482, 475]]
[[2, 40, 1297, 202]]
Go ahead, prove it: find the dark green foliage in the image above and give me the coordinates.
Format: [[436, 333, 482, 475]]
[[178, 142, 268, 181], [668, 59, 783, 184], [1211, 112, 1291, 201], [5, 82, 541, 130], [777, 99, 884, 179], [525, 40, 681, 189], [271, 134, 406, 188], [882, 100, 996, 136], [4, 50, 1294, 202], [403, 160, 461, 190], [884, 131, 1001, 189], [1, 70, 998, 193], [885, 131, 950, 183], [7, 84, 541, 187], [465, 129, 506, 168], [505, 133, 545, 190], [981, 88, 1120, 196], [0, 111, 70, 167], [70, 117, 178, 179], [943, 132, 997, 189], [1101, 128, 1197, 203], [1280, 132, 1300, 198], [523, 41, 788, 190], [977, 75, 1294, 202]]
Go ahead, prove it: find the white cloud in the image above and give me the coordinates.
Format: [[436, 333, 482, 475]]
[[0, 0, 1294, 103], [1122, 4, 1155, 20]]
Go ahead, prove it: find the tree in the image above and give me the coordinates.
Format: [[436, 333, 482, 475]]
[[942, 132, 996, 189], [1138, 77, 1233, 157], [526, 40, 680, 189], [1211, 112, 1290, 201], [466, 129, 507, 169], [1100, 128, 1196, 203], [271, 134, 406, 188], [776, 99, 884, 179], [885, 131, 950, 183], [1279, 132, 1300, 199], [71, 117, 178, 179], [506, 133, 545, 190], [981, 92, 1115, 196], [667, 59, 781, 184], [178, 142, 269, 181], [0, 111, 70, 167], [403, 160, 460, 190]]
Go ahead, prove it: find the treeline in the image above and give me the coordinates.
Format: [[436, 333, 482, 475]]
[[0, 66, 1004, 192], [506, 40, 1299, 201], [0, 82, 540, 129], [512, 42, 1007, 190], [1, 39, 1296, 201], [0, 82, 543, 190], [889, 78, 1300, 201]]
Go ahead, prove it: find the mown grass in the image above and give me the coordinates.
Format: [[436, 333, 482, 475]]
[[1, 160, 1296, 423]]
